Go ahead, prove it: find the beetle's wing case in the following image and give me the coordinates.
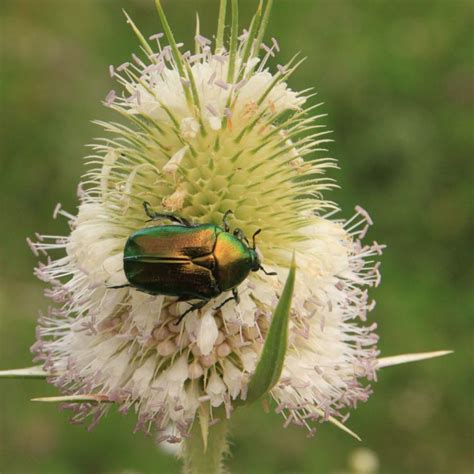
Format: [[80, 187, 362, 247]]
[[123, 224, 222, 299], [125, 224, 219, 260], [124, 258, 219, 299]]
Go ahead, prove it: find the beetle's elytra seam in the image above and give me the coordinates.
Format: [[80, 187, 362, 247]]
[[124, 256, 190, 262], [210, 226, 224, 293]]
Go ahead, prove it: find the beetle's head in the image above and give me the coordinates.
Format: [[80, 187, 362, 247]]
[[249, 229, 277, 276], [249, 248, 261, 272]]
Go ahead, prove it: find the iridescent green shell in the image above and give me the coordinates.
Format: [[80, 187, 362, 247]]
[[123, 224, 258, 299]]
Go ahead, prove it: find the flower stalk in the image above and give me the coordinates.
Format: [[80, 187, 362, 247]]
[[182, 416, 229, 474]]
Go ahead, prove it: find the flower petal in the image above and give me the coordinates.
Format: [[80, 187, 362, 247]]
[[197, 311, 219, 356]]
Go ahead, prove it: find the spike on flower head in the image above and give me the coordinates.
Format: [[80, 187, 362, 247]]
[[29, 1, 385, 442]]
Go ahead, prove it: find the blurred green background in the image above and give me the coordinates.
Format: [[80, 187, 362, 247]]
[[1, 0, 472, 472]]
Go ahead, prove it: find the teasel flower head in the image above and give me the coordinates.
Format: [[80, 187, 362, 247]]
[[21, 0, 450, 453]]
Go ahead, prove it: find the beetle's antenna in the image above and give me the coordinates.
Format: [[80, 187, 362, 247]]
[[259, 265, 277, 276], [252, 229, 262, 249]]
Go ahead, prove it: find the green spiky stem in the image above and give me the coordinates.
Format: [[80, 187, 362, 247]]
[[215, 0, 227, 53], [182, 419, 229, 474]]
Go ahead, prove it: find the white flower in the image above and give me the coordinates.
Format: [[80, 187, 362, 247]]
[[26, 3, 446, 445], [180, 117, 200, 139], [207, 370, 227, 408], [197, 311, 219, 356]]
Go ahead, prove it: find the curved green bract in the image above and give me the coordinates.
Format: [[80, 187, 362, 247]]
[[241, 254, 296, 405]]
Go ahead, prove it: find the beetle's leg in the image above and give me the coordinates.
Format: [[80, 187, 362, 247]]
[[259, 265, 277, 276], [214, 288, 240, 311], [234, 287, 240, 303], [233, 228, 250, 246], [251, 228, 262, 249], [142, 201, 192, 226], [108, 284, 166, 295], [175, 299, 209, 325], [222, 209, 233, 232], [143, 201, 156, 219]]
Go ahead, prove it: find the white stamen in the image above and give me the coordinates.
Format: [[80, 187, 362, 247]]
[[149, 32, 164, 41], [197, 312, 219, 356], [214, 79, 229, 90]]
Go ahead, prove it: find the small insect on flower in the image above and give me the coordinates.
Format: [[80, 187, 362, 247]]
[[111, 202, 276, 322]]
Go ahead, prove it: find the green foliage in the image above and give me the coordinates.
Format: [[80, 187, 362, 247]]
[[1, 0, 471, 473], [244, 256, 295, 405]]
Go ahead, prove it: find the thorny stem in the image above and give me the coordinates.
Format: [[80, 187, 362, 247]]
[[182, 419, 229, 474]]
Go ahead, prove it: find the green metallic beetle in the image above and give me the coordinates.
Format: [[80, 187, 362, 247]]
[[111, 202, 275, 321]]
